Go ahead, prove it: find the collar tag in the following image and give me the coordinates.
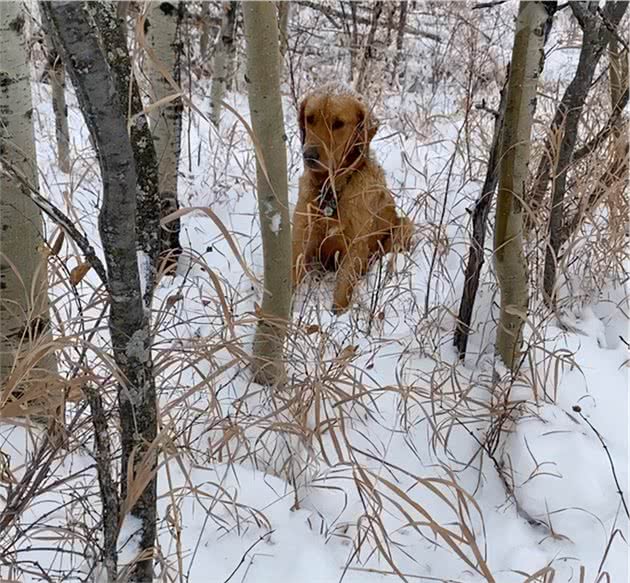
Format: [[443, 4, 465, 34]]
[[318, 184, 337, 217]]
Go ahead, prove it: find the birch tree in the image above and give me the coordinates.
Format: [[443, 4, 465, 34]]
[[494, 1, 553, 370], [277, 1, 291, 57], [243, 0, 291, 386], [210, 1, 239, 127], [0, 1, 58, 418], [41, 3, 158, 580], [146, 0, 184, 269]]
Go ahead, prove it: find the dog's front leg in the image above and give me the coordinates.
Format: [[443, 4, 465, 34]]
[[332, 241, 369, 314]]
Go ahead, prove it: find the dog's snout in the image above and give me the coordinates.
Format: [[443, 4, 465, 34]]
[[303, 146, 319, 166]]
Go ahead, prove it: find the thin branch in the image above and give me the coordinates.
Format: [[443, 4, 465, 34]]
[[472, 0, 509, 10], [0, 163, 109, 289], [572, 86, 628, 162], [295, 0, 442, 42], [573, 405, 630, 519]]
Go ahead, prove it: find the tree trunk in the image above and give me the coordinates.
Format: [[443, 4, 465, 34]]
[[41, 3, 157, 581], [41, 29, 71, 175], [243, 0, 291, 387], [210, 1, 239, 127], [354, 0, 383, 93], [390, 1, 408, 86], [277, 1, 291, 57], [0, 1, 58, 420], [146, 0, 184, 271], [540, 1, 628, 304], [90, 0, 161, 303], [494, 1, 552, 371], [454, 77, 508, 360], [199, 1, 212, 59]]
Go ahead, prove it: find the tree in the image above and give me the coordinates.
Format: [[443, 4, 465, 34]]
[[41, 3, 158, 581], [41, 29, 70, 174], [531, 1, 628, 304], [0, 1, 58, 419], [90, 0, 161, 302], [354, 0, 383, 93], [242, 0, 291, 386], [210, 1, 239, 127], [494, 1, 553, 370], [146, 0, 184, 270], [454, 77, 508, 359], [390, 1, 408, 86], [277, 1, 291, 57]]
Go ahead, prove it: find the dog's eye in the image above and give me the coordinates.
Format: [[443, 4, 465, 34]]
[[306, 114, 315, 125], [332, 119, 345, 130]]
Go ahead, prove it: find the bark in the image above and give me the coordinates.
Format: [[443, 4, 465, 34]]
[[40, 3, 157, 582], [277, 1, 291, 57], [199, 1, 212, 59], [390, 1, 408, 86], [243, 1, 291, 386], [608, 37, 628, 139], [146, 0, 184, 270], [90, 0, 161, 302], [349, 2, 359, 82], [541, 1, 628, 304], [210, 1, 239, 127], [454, 78, 508, 359], [84, 385, 119, 582], [354, 0, 384, 93], [0, 1, 58, 419], [41, 30, 70, 174], [494, 1, 552, 371]]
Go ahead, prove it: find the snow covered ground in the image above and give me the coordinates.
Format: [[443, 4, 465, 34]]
[[1, 3, 628, 582]]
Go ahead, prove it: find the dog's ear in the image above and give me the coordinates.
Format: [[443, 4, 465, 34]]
[[298, 97, 308, 145]]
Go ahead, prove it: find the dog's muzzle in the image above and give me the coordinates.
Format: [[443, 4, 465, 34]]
[[303, 146, 320, 168]]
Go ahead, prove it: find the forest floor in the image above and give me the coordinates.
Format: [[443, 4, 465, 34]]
[[1, 4, 628, 582]]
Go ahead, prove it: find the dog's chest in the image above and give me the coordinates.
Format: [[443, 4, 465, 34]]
[[315, 183, 338, 218]]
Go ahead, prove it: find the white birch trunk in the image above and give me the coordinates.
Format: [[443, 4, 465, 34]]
[[243, 0, 291, 387], [494, 1, 549, 370], [146, 0, 183, 264], [210, 1, 239, 127], [0, 1, 58, 418]]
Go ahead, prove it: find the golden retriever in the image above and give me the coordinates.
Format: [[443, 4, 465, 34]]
[[292, 83, 413, 313]]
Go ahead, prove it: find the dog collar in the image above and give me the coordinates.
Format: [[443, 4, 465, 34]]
[[317, 183, 337, 217]]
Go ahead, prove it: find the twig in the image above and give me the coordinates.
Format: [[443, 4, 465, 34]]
[[222, 531, 273, 583], [472, 0, 509, 10], [295, 0, 442, 42], [597, 5, 630, 52], [573, 405, 630, 519], [1, 163, 109, 290]]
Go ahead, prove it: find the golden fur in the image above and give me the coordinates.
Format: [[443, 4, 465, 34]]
[[292, 84, 413, 313]]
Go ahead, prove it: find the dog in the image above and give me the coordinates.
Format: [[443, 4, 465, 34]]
[[292, 83, 413, 313]]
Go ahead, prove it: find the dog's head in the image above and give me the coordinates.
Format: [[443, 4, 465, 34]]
[[298, 84, 378, 176]]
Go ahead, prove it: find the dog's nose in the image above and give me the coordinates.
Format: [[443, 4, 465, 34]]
[[303, 146, 319, 167]]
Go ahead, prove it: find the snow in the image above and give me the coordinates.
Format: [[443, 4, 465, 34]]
[[1, 3, 628, 582], [118, 515, 144, 567], [270, 212, 282, 235]]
